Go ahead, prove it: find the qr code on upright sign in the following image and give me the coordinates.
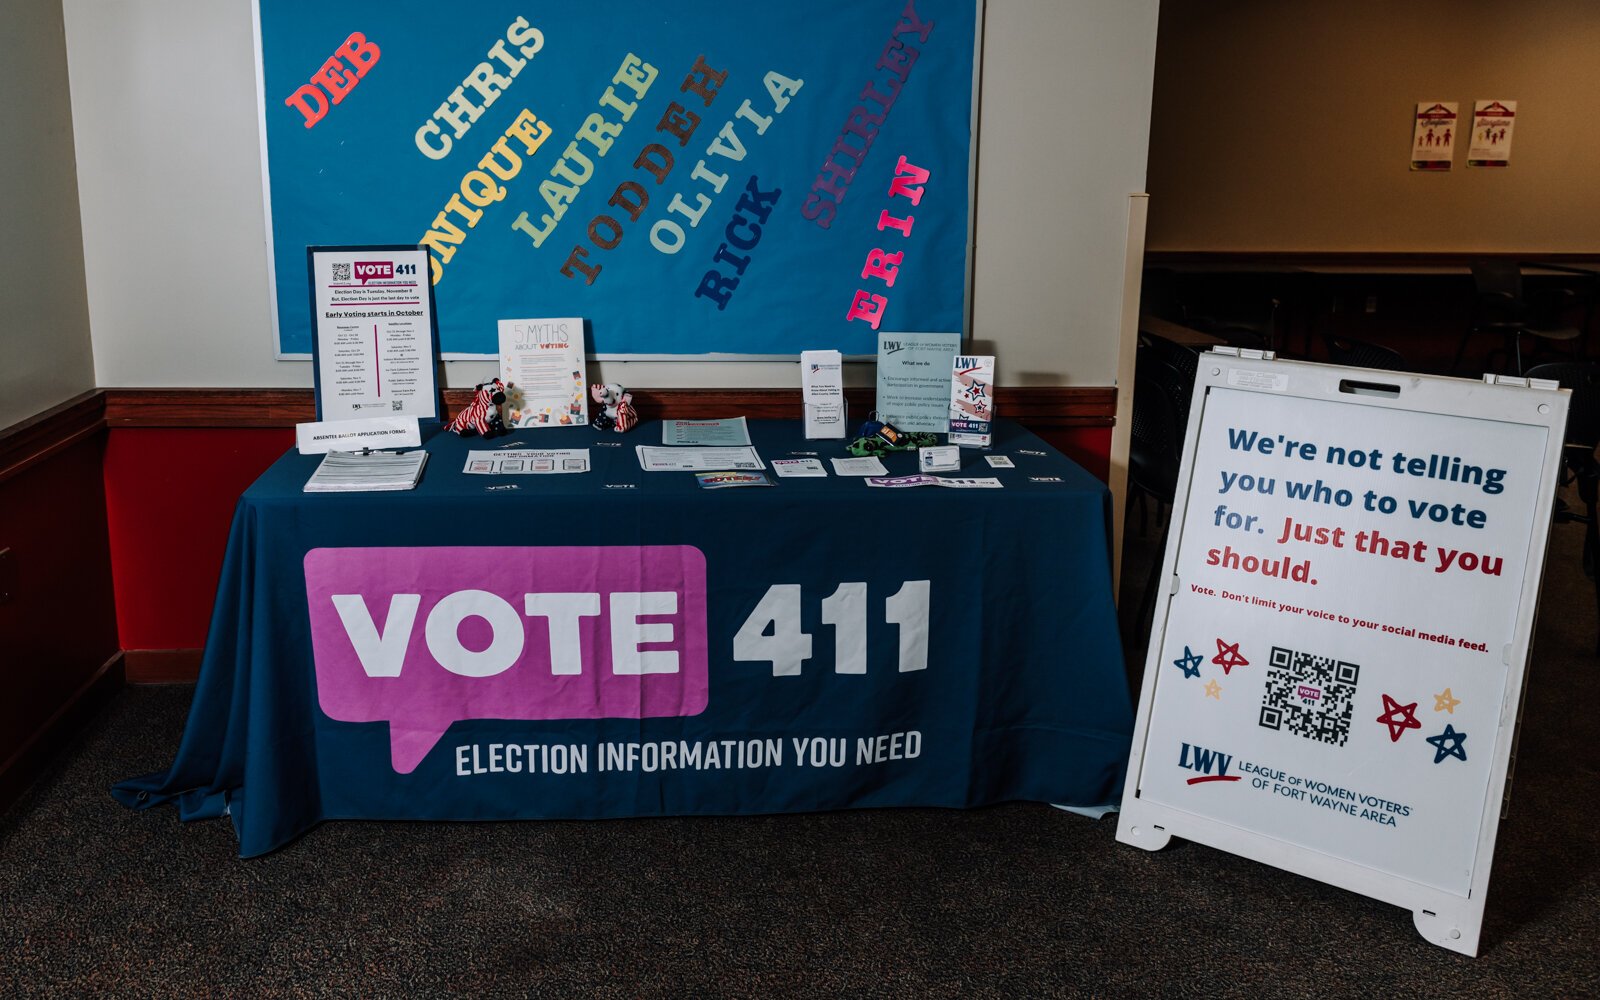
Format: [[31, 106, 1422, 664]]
[[1258, 646, 1360, 747], [331, 262, 351, 282]]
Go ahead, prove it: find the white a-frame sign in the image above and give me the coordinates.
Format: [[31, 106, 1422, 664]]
[[1117, 351, 1568, 956]]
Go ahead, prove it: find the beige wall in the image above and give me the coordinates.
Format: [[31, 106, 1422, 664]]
[[0, 0, 95, 428], [1145, 0, 1600, 253], [63, 0, 1158, 389]]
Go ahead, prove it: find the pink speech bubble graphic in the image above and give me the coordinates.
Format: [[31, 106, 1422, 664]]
[[353, 260, 394, 284], [304, 546, 709, 773]]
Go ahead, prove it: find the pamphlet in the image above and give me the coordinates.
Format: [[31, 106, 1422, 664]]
[[497, 317, 588, 427], [662, 417, 751, 447], [985, 455, 1014, 468], [831, 456, 889, 476], [463, 449, 590, 474], [309, 246, 439, 422], [636, 445, 765, 472], [949, 355, 995, 448], [772, 458, 828, 478], [303, 450, 429, 493], [876, 332, 961, 432], [801, 349, 846, 439]]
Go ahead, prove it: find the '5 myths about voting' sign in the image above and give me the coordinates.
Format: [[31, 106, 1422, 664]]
[[257, 1, 977, 358], [1119, 356, 1567, 957]]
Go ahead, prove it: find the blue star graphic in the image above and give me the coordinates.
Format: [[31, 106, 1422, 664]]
[[1425, 724, 1468, 764], [1173, 646, 1204, 679]]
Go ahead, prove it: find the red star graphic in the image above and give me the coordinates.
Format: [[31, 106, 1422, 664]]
[[1211, 638, 1249, 674], [1376, 693, 1422, 742]]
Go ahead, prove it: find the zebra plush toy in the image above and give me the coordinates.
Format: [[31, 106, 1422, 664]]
[[446, 379, 508, 438]]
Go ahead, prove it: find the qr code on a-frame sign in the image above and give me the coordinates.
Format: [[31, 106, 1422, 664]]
[[1258, 646, 1359, 747], [331, 262, 351, 282]]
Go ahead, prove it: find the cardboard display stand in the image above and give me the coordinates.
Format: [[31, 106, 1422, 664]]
[[1117, 351, 1569, 956]]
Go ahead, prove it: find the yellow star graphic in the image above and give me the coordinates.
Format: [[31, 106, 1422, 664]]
[[1434, 687, 1461, 714], [1204, 679, 1222, 700]]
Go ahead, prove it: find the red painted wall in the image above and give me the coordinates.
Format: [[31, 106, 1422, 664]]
[[1040, 426, 1112, 483], [103, 428, 292, 650]]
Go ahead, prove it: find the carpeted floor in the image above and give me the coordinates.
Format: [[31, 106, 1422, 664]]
[[3, 511, 1596, 997]]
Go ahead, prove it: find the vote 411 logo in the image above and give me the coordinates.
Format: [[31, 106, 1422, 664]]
[[733, 581, 931, 676]]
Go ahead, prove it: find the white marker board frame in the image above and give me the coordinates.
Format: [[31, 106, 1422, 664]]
[[1116, 352, 1568, 957]]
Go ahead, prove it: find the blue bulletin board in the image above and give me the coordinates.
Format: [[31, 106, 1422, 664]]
[[254, 1, 979, 358]]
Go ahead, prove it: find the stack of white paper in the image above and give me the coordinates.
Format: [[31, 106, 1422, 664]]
[[635, 445, 765, 472], [304, 451, 429, 492]]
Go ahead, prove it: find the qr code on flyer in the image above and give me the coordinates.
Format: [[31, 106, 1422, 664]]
[[331, 262, 351, 282], [1258, 646, 1359, 747]]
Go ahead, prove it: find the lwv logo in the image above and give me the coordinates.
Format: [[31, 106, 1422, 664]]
[[1179, 742, 1241, 785]]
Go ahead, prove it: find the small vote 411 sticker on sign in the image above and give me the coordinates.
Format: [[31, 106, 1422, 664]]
[[304, 546, 709, 773]]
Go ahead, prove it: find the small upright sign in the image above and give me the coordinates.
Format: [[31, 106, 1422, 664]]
[[497, 317, 587, 427], [876, 332, 961, 432]]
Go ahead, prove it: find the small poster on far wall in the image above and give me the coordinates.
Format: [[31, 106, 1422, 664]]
[[1468, 100, 1516, 167], [1409, 102, 1458, 171], [498, 318, 588, 428]]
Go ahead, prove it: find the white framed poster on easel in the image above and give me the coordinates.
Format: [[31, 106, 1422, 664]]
[[307, 245, 442, 422], [1117, 350, 1568, 956]]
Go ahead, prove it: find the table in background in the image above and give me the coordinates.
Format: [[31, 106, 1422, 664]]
[[115, 421, 1132, 856], [1139, 313, 1226, 348], [1147, 258, 1600, 360]]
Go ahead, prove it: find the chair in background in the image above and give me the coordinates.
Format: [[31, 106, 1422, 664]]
[[1454, 260, 1584, 375], [1193, 298, 1280, 352], [1140, 331, 1200, 389], [1323, 333, 1410, 373], [1524, 361, 1600, 654], [1138, 266, 1286, 352]]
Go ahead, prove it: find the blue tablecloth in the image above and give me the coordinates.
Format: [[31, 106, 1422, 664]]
[[114, 420, 1131, 856]]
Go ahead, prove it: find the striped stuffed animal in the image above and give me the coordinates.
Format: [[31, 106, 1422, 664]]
[[447, 379, 508, 438]]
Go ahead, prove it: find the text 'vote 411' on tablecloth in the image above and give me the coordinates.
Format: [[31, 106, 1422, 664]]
[[305, 545, 711, 773]]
